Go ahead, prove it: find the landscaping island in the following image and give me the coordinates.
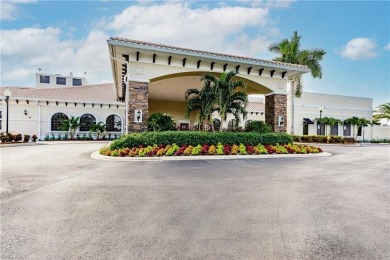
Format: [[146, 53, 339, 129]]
[[99, 132, 323, 157]]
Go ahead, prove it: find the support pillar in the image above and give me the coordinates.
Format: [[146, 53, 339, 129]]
[[128, 81, 149, 132], [265, 93, 287, 133]]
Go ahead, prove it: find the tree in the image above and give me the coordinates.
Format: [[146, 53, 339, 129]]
[[89, 121, 106, 139], [373, 102, 390, 125], [316, 117, 342, 135], [344, 117, 370, 139], [147, 112, 176, 132], [60, 116, 80, 139], [185, 79, 217, 131], [202, 71, 248, 131], [268, 31, 326, 97]]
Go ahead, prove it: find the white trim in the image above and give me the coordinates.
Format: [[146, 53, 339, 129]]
[[294, 103, 372, 112], [48, 111, 70, 132], [3, 97, 124, 106], [265, 92, 288, 96], [128, 78, 150, 83], [105, 113, 124, 133]]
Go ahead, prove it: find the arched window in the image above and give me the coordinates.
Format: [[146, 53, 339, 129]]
[[228, 119, 237, 131], [245, 120, 252, 129], [51, 112, 68, 131], [79, 113, 96, 131], [106, 115, 122, 132], [213, 119, 221, 132]]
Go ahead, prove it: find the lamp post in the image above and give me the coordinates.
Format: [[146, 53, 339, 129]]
[[3, 88, 12, 134], [319, 105, 323, 135]]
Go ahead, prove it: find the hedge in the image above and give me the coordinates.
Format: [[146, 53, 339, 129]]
[[293, 135, 355, 144], [110, 131, 293, 150]]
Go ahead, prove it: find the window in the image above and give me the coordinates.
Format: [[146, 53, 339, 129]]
[[244, 120, 252, 130], [79, 114, 96, 131], [51, 113, 68, 131], [0, 111, 2, 130], [56, 77, 66, 85], [40, 75, 50, 84], [317, 123, 325, 135], [343, 124, 351, 136], [106, 115, 122, 132], [303, 123, 309, 135], [73, 78, 82, 86], [228, 119, 237, 131], [330, 125, 339, 136], [357, 126, 362, 136], [213, 119, 221, 131]]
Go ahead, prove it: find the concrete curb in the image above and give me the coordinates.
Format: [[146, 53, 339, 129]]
[[90, 150, 332, 162]]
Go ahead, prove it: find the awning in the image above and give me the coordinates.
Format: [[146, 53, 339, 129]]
[[303, 118, 314, 124]]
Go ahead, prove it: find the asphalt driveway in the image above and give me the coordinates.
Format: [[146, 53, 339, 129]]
[[1, 142, 389, 259]]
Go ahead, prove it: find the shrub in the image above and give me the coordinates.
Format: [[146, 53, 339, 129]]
[[31, 135, 38, 142], [0, 133, 12, 143], [110, 131, 293, 150], [245, 120, 272, 133], [23, 134, 30, 143], [147, 112, 176, 132], [13, 134, 22, 142], [293, 135, 355, 144]]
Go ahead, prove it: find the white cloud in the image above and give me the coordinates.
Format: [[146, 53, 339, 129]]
[[105, 2, 270, 55], [1, 27, 111, 86], [340, 38, 378, 60], [1, 0, 36, 21], [384, 43, 390, 51], [1, 2, 290, 86]]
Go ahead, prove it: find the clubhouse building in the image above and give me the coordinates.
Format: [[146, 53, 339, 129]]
[[1, 38, 389, 140]]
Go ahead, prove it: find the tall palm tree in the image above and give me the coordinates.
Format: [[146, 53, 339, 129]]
[[185, 79, 217, 131], [202, 71, 248, 131], [268, 31, 326, 97], [315, 117, 341, 135], [373, 102, 390, 125], [344, 116, 370, 139]]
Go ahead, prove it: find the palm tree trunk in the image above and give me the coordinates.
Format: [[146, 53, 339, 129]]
[[290, 82, 295, 134]]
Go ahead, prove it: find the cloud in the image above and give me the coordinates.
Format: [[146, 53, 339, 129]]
[[105, 2, 271, 56], [1, 1, 290, 86], [384, 43, 390, 51], [340, 38, 378, 60], [1, 27, 111, 86], [1, 0, 36, 21]]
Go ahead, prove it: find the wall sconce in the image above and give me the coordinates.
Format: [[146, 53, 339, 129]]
[[24, 110, 28, 116], [260, 112, 264, 115], [278, 116, 284, 126], [134, 109, 142, 123]]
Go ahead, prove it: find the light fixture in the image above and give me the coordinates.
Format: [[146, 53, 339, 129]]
[[3, 88, 12, 133], [319, 105, 324, 135], [24, 110, 28, 116]]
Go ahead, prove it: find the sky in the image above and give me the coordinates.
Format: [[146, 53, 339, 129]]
[[1, 0, 389, 107]]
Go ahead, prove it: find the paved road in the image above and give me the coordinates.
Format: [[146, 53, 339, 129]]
[[1, 142, 389, 259]]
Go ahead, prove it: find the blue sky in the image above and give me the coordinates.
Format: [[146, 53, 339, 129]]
[[1, 0, 389, 107]]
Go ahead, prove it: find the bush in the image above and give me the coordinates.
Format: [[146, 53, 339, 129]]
[[245, 120, 272, 133], [13, 134, 22, 142], [110, 131, 293, 150], [31, 135, 38, 142], [23, 134, 30, 143], [147, 112, 176, 131], [293, 135, 355, 144]]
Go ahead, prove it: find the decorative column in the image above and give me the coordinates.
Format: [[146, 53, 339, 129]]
[[128, 81, 149, 132], [265, 93, 287, 133]]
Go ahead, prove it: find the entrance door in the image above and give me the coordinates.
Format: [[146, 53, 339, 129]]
[[303, 123, 309, 135], [180, 123, 189, 131]]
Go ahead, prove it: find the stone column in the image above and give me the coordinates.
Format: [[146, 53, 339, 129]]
[[128, 81, 149, 132], [265, 93, 287, 133]]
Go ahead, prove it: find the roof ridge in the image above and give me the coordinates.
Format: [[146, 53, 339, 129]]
[[109, 37, 308, 69]]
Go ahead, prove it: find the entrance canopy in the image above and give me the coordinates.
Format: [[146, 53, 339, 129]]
[[107, 37, 310, 101]]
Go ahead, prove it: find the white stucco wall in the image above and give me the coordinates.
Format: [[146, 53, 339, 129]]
[[1, 100, 125, 140]]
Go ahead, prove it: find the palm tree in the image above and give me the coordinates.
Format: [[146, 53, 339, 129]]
[[89, 121, 106, 139], [60, 116, 80, 139], [344, 117, 370, 139], [373, 102, 390, 125], [268, 31, 326, 97], [315, 117, 341, 135], [185, 79, 217, 131], [202, 71, 248, 131]]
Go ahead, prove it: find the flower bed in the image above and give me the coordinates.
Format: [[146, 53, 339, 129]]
[[293, 135, 355, 144], [100, 143, 322, 157]]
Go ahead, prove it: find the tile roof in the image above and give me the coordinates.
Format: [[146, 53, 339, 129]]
[[0, 83, 119, 103], [246, 102, 265, 112], [109, 37, 309, 70]]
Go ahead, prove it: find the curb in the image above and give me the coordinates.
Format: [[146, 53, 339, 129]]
[[90, 150, 332, 162]]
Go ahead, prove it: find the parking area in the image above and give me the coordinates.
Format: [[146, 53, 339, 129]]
[[1, 142, 389, 259]]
